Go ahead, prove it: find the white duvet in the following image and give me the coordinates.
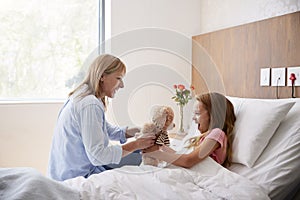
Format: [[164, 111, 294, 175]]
[[0, 167, 80, 200], [63, 157, 270, 200]]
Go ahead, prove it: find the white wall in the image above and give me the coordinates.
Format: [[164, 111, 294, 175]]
[[0, 102, 62, 174], [110, 0, 201, 37], [199, 0, 300, 34]]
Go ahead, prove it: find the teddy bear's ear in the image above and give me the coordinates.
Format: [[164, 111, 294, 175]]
[[150, 105, 167, 130], [150, 105, 161, 118], [141, 122, 156, 133]]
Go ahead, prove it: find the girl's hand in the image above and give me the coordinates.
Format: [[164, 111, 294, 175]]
[[159, 145, 176, 153], [143, 144, 160, 153]]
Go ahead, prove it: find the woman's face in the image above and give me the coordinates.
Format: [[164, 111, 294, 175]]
[[192, 101, 210, 133], [101, 69, 125, 98]]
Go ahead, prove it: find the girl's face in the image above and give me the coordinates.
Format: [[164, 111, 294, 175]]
[[100, 69, 125, 98], [192, 101, 210, 133]]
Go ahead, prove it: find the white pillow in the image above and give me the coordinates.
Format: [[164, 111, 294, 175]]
[[231, 98, 295, 167]]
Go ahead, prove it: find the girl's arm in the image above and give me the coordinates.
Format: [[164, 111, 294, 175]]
[[144, 138, 220, 168], [160, 145, 176, 153]]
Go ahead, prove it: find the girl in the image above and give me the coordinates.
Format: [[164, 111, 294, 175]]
[[143, 92, 236, 168]]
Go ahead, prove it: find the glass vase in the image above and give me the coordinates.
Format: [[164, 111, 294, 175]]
[[178, 104, 186, 135]]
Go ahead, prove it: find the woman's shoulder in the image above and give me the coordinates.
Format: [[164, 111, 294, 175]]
[[82, 94, 99, 102], [83, 95, 103, 105], [74, 95, 104, 110]]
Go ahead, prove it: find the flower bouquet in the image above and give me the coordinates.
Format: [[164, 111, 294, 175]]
[[172, 84, 195, 134]]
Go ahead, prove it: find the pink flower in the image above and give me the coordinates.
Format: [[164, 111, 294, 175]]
[[178, 84, 185, 91], [172, 84, 194, 107]]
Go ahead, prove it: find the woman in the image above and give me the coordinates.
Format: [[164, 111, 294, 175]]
[[143, 92, 236, 168], [48, 54, 155, 181]]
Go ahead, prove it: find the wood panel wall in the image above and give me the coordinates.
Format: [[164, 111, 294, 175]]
[[192, 11, 300, 98]]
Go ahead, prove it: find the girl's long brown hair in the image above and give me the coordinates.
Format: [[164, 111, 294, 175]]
[[188, 92, 236, 167]]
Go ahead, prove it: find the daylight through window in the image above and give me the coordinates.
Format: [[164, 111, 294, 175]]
[[0, 0, 100, 100]]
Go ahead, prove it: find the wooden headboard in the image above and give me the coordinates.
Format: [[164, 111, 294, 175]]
[[192, 11, 300, 98]]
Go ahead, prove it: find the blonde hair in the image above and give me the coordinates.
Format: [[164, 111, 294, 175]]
[[186, 92, 236, 167], [69, 54, 126, 107]]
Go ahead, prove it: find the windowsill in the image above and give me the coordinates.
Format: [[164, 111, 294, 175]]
[[0, 98, 65, 105]]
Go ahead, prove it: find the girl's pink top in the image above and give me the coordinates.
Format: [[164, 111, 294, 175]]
[[199, 128, 227, 164]]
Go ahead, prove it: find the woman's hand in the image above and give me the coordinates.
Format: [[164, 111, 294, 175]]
[[126, 127, 141, 138], [134, 135, 156, 150], [122, 135, 155, 157]]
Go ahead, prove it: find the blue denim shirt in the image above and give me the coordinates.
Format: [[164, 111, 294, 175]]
[[47, 85, 127, 181]]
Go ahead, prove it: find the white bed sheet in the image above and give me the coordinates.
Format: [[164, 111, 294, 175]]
[[63, 157, 269, 200], [227, 97, 300, 200], [0, 167, 80, 200]]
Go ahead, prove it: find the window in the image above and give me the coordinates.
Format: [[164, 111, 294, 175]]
[[0, 0, 103, 100]]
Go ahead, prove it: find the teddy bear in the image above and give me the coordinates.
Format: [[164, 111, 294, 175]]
[[136, 105, 175, 166]]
